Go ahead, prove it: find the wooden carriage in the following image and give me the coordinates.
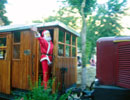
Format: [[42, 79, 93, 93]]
[[0, 21, 79, 95]]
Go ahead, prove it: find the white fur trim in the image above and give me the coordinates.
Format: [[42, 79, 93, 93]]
[[40, 56, 52, 65], [44, 30, 50, 34], [47, 42, 50, 54], [35, 32, 41, 38]]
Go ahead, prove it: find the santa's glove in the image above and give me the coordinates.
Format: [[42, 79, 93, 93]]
[[30, 27, 38, 34]]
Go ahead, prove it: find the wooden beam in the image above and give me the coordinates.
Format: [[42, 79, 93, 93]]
[[64, 31, 66, 56], [70, 34, 72, 57], [52, 27, 59, 92], [0, 46, 7, 49]]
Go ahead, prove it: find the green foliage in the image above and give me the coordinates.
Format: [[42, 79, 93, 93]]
[[15, 78, 70, 100], [44, 7, 80, 30], [32, 20, 43, 23], [32, 7, 80, 30], [61, 0, 97, 68], [0, 0, 11, 25], [85, 0, 128, 62], [32, 0, 128, 64], [62, 0, 97, 16], [107, 0, 127, 15]]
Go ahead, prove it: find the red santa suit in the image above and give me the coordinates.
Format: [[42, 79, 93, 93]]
[[35, 30, 53, 89]]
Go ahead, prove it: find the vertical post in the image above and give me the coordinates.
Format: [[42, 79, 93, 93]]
[[75, 37, 78, 83], [6, 33, 12, 94], [52, 27, 59, 92], [35, 39, 40, 83], [64, 31, 66, 56], [70, 34, 72, 57]]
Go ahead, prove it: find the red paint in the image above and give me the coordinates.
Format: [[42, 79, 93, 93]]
[[96, 37, 130, 89], [36, 32, 53, 89]]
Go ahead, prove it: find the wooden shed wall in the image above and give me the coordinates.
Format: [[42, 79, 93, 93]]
[[52, 27, 77, 90], [0, 33, 12, 94], [56, 57, 77, 89], [0, 26, 78, 94], [12, 30, 39, 89]]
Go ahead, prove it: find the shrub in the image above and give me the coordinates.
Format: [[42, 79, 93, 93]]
[[15, 78, 70, 100]]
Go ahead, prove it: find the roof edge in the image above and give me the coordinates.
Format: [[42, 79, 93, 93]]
[[0, 21, 80, 37]]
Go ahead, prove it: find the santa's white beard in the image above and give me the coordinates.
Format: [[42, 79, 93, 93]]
[[44, 37, 51, 42]]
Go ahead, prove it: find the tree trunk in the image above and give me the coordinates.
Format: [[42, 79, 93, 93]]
[[81, 0, 87, 89]]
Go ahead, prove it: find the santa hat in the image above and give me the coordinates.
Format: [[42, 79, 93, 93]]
[[41, 30, 50, 37], [41, 30, 52, 41]]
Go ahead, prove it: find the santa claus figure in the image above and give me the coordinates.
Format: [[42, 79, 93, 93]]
[[31, 27, 53, 89]]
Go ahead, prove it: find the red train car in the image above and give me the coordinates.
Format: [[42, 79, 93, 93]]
[[94, 37, 130, 100]]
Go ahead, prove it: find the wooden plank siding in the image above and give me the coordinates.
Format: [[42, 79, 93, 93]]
[[53, 27, 78, 90], [32, 33, 40, 84], [56, 57, 77, 89], [12, 31, 38, 89], [0, 24, 78, 94], [0, 33, 12, 94]]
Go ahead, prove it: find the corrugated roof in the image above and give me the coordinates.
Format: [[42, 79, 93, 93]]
[[0, 21, 80, 37]]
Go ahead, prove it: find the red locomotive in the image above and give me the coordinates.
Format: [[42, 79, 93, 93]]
[[94, 37, 130, 100]]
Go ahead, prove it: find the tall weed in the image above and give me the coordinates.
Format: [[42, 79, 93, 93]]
[[16, 78, 70, 100]]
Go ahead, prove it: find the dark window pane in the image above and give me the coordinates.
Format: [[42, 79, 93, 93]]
[[66, 33, 70, 44], [72, 36, 76, 45], [13, 31, 21, 43], [13, 45, 20, 59], [58, 44, 64, 56], [59, 30, 65, 43], [0, 50, 6, 60], [66, 46, 70, 57], [0, 37, 6, 46], [72, 47, 76, 57]]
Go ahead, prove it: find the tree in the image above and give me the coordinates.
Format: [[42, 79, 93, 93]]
[[86, 0, 128, 61], [0, 0, 11, 25], [32, 20, 43, 23], [32, 7, 80, 30], [62, 0, 97, 89], [44, 7, 80, 30]]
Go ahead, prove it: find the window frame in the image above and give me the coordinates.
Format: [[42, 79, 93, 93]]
[[12, 31, 21, 60], [58, 28, 77, 57], [0, 35, 7, 60]]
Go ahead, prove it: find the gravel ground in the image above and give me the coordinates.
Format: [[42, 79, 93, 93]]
[[77, 66, 96, 87]]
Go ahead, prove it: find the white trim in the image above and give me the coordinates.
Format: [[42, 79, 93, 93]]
[[47, 42, 50, 54], [35, 32, 41, 38], [40, 56, 52, 65]]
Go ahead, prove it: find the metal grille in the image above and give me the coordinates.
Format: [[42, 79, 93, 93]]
[[117, 44, 130, 89]]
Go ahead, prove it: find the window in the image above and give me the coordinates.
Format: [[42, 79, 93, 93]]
[[72, 36, 76, 46], [58, 44, 64, 56], [59, 30, 65, 43], [13, 31, 21, 59], [0, 50, 6, 60], [58, 29, 65, 56], [14, 31, 20, 43], [0, 37, 6, 46], [58, 29, 77, 57], [66, 33, 70, 44], [65, 32, 71, 57], [0, 36, 7, 60], [72, 47, 76, 57], [66, 46, 70, 57]]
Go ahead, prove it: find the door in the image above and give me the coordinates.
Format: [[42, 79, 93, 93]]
[[12, 30, 37, 90], [0, 33, 11, 94]]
